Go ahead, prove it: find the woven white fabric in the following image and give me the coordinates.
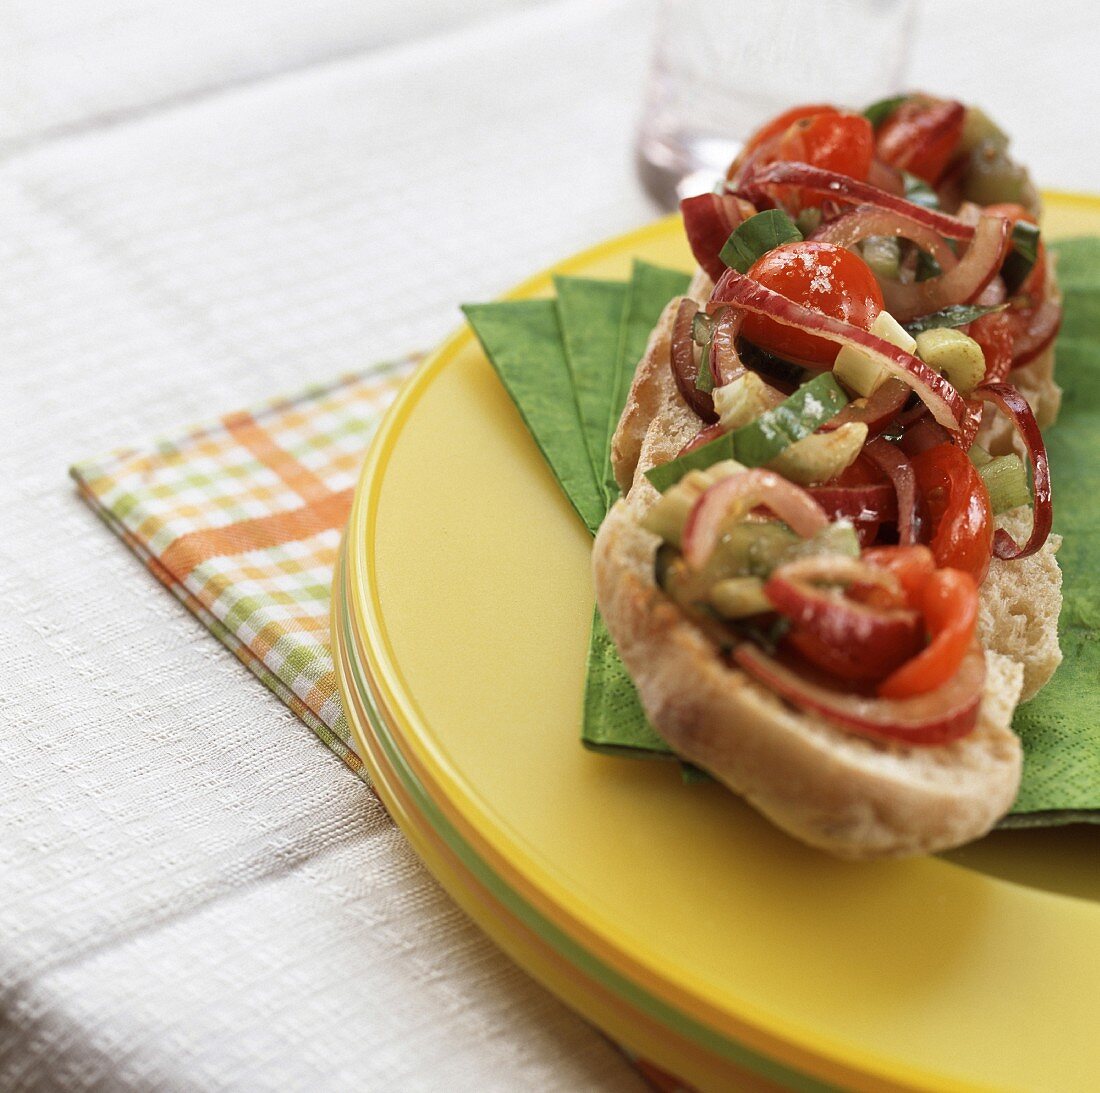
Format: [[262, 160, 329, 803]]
[[1, 0, 1097, 1088], [0, 1, 658, 1089]]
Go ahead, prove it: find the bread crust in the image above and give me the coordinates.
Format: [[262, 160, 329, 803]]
[[592, 293, 1046, 859]]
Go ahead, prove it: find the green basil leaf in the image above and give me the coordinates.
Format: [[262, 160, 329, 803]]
[[904, 301, 1009, 335], [915, 249, 943, 283], [719, 209, 802, 273], [901, 171, 940, 210], [1001, 220, 1041, 293], [863, 94, 908, 129]]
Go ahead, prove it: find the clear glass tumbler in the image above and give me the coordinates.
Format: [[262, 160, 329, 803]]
[[635, 0, 919, 208]]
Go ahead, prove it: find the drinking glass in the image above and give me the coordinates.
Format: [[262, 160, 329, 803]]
[[635, 0, 919, 208]]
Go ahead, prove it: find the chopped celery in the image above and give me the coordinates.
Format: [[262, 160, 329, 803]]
[[914, 327, 985, 395], [959, 107, 1010, 155], [710, 577, 771, 618], [786, 520, 862, 564], [834, 310, 915, 396], [713, 372, 780, 432], [968, 444, 994, 468], [965, 144, 1034, 207], [979, 454, 1031, 514], [641, 460, 745, 546], [861, 235, 901, 280], [767, 422, 868, 486]]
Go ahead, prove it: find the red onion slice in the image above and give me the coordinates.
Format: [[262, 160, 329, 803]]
[[1011, 299, 1063, 367], [669, 298, 718, 423], [880, 215, 1010, 323], [864, 438, 921, 545], [708, 306, 746, 388], [741, 162, 978, 240], [811, 204, 958, 270], [710, 268, 968, 430], [682, 470, 829, 569], [974, 382, 1053, 559], [680, 192, 757, 282], [733, 641, 985, 745]]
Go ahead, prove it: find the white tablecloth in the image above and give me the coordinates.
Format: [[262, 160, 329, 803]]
[[1, 2, 1096, 1088]]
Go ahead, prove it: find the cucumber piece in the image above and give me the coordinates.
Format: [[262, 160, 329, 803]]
[[646, 373, 849, 492]]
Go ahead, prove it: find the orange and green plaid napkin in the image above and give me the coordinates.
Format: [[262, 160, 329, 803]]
[[70, 359, 416, 777]]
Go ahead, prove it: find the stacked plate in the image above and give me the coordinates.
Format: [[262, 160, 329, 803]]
[[334, 201, 1100, 1091]]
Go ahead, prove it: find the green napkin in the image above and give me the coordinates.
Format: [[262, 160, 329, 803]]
[[462, 300, 605, 534], [999, 240, 1100, 821], [465, 241, 1100, 822]]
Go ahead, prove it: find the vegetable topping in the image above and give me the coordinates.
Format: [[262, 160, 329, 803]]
[[646, 94, 1061, 744]]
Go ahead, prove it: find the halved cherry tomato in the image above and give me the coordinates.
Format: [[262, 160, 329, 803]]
[[877, 568, 979, 698], [741, 242, 884, 367], [910, 443, 993, 584], [775, 112, 874, 182], [776, 588, 923, 684], [876, 96, 966, 185], [764, 558, 923, 684]]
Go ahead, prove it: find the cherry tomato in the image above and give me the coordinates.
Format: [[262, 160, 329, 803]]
[[765, 565, 923, 684], [909, 444, 993, 584], [969, 309, 1015, 384], [876, 96, 966, 185], [862, 545, 937, 609], [877, 568, 979, 698], [741, 242, 884, 367], [775, 112, 874, 181], [728, 104, 838, 178]]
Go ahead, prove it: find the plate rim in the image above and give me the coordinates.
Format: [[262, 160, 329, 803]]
[[337, 197, 1100, 1092]]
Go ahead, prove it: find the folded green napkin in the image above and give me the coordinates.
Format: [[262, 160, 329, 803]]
[[464, 242, 1100, 824]]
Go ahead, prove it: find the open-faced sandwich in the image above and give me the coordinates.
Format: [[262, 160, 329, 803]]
[[594, 94, 1063, 859]]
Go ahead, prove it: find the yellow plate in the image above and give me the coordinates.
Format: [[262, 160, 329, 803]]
[[337, 198, 1100, 1091]]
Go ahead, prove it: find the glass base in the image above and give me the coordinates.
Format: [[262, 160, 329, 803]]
[[635, 128, 741, 211]]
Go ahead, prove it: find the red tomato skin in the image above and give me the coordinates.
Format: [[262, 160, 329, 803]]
[[910, 444, 994, 585], [969, 310, 1015, 384], [728, 104, 838, 179], [741, 242, 884, 367], [776, 112, 874, 182], [862, 545, 936, 609], [876, 97, 966, 185], [877, 568, 979, 698]]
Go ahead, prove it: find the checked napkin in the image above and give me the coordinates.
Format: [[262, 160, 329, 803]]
[[71, 359, 417, 777]]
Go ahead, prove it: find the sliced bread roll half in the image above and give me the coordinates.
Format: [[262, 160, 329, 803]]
[[592, 295, 1055, 859]]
